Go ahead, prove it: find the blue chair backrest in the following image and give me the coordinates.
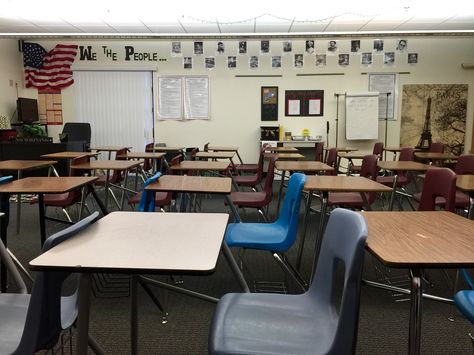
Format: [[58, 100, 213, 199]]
[[138, 172, 162, 212], [15, 212, 99, 354], [308, 208, 368, 353], [274, 173, 306, 250], [0, 176, 13, 229]]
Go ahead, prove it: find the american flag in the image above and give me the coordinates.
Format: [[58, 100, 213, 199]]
[[22, 42, 78, 90]]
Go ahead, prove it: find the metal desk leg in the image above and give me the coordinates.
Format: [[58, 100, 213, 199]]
[[296, 191, 312, 271], [0, 193, 8, 292], [389, 175, 398, 211], [104, 169, 111, 211], [468, 194, 473, 220], [276, 170, 287, 215], [77, 273, 92, 355], [409, 268, 422, 355], [360, 192, 372, 211], [225, 195, 242, 223], [16, 170, 22, 234], [311, 192, 328, 281], [131, 274, 138, 355], [38, 194, 46, 246], [221, 241, 250, 292]]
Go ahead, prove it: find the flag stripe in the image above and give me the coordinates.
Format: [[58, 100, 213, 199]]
[[22, 42, 77, 91]]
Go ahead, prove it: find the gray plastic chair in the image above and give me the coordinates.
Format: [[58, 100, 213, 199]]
[[209, 208, 368, 355], [0, 211, 99, 355]]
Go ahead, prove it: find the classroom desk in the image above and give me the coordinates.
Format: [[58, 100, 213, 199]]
[[170, 160, 230, 174], [91, 146, 132, 160], [146, 175, 240, 219], [264, 146, 298, 153], [301, 176, 392, 273], [195, 151, 236, 162], [207, 146, 243, 164], [274, 161, 334, 214], [70, 160, 142, 210], [264, 152, 305, 160], [383, 147, 420, 160], [29, 211, 246, 355], [0, 176, 102, 292], [414, 152, 459, 166], [41, 151, 100, 175], [456, 174, 474, 219], [147, 146, 186, 154], [0, 160, 58, 234], [117, 151, 167, 176], [364, 211, 474, 355], [377, 161, 431, 210]]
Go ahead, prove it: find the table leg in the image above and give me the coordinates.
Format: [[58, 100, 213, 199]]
[[236, 151, 244, 165], [311, 192, 328, 281], [16, 170, 22, 234], [119, 169, 130, 210], [221, 241, 250, 293], [408, 268, 422, 355], [88, 185, 108, 216], [389, 174, 398, 211], [131, 274, 138, 355], [296, 190, 312, 271], [360, 192, 372, 211], [276, 170, 287, 215], [76, 273, 92, 355], [38, 194, 46, 246], [225, 195, 241, 223], [104, 169, 110, 210], [1, 193, 9, 292], [468, 193, 473, 220]]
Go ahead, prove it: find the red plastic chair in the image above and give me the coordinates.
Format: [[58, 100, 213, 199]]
[[377, 147, 415, 187], [31, 155, 91, 222], [327, 154, 379, 209], [229, 157, 277, 221], [325, 148, 338, 176], [233, 148, 264, 191], [417, 167, 456, 212], [314, 142, 324, 162], [349, 142, 383, 174], [234, 145, 267, 174], [429, 142, 445, 153], [94, 147, 129, 209], [426, 154, 474, 210]]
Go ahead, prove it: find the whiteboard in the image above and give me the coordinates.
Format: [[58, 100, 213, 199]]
[[345, 92, 379, 140]]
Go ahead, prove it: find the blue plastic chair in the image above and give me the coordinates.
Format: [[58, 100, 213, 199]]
[[137, 172, 162, 212], [209, 208, 369, 355], [225, 172, 307, 289], [0, 211, 99, 355], [455, 269, 474, 323]]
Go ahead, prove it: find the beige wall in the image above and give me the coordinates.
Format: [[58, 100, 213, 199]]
[[1, 36, 473, 162]]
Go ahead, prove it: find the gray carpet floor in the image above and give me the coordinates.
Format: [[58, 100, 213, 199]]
[[3, 181, 474, 354]]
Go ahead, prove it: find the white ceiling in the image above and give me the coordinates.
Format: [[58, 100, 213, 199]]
[[0, 0, 474, 36]]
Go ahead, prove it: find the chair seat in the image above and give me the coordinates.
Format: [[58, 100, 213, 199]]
[[0, 294, 30, 354], [233, 174, 260, 187], [225, 222, 290, 252], [376, 175, 409, 186], [454, 290, 474, 324], [129, 191, 172, 207], [234, 163, 258, 173], [209, 292, 335, 355], [328, 192, 366, 208], [230, 191, 268, 208], [31, 193, 79, 207], [413, 190, 470, 208]]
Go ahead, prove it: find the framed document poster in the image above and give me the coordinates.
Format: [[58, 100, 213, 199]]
[[285, 90, 324, 116], [261, 86, 278, 121]]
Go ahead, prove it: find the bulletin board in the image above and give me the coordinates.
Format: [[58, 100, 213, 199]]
[[285, 90, 324, 116]]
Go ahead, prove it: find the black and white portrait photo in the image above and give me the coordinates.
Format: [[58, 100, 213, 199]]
[[227, 56, 237, 68], [205, 57, 215, 69], [249, 55, 259, 68], [373, 39, 384, 52], [272, 56, 281, 68], [283, 41, 292, 53], [361, 52, 372, 65], [171, 41, 181, 56], [183, 56, 192, 69], [294, 54, 303, 68], [194, 41, 203, 55], [384, 52, 395, 64], [239, 41, 247, 54], [396, 39, 408, 52], [261, 40, 270, 54], [316, 54, 326, 66], [217, 41, 225, 54], [408, 53, 418, 64], [351, 40, 361, 53], [339, 54, 350, 66], [305, 40, 315, 54], [328, 40, 338, 52]]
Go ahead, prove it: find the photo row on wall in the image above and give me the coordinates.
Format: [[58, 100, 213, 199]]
[[174, 39, 418, 69]]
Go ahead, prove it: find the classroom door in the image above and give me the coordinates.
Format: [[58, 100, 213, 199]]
[[74, 71, 154, 152]]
